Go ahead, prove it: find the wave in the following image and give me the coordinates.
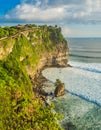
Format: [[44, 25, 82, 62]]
[[70, 54, 101, 58], [75, 66, 101, 74], [65, 90, 101, 107], [70, 49, 101, 53], [42, 66, 101, 107], [42, 67, 101, 107], [69, 61, 101, 74]]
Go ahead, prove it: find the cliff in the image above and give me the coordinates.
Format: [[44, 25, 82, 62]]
[[27, 41, 68, 79], [0, 25, 69, 130]]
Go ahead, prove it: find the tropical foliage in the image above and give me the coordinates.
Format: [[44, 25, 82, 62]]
[[0, 24, 66, 130]]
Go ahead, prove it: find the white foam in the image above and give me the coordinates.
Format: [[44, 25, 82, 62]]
[[42, 62, 101, 106], [69, 61, 101, 73]]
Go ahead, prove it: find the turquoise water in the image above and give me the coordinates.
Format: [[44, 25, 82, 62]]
[[42, 66, 101, 130], [43, 38, 101, 130], [53, 94, 101, 130]]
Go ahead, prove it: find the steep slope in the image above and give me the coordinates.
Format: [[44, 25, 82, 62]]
[[0, 25, 69, 130]]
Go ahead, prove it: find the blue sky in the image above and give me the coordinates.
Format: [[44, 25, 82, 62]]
[[0, 0, 101, 37]]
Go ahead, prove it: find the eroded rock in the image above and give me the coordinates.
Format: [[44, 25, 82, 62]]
[[54, 79, 65, 97]]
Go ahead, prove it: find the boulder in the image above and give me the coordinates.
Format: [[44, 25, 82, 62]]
[[54, 79, 65, 97]]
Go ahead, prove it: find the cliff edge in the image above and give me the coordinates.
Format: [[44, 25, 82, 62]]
[[0, 25, 69, 130]]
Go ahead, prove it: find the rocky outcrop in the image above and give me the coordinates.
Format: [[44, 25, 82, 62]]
[[0, 25, 69, 130], [0, 26, 69, 88], [29, 41, 68, 98], [27, 42, 69, 81], [54, 79, 65, 97], [45, 43, 69, 67]]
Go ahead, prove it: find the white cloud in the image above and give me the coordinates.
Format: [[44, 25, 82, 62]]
[[5, 4, 66, 22], [4, 0, 101, 23]]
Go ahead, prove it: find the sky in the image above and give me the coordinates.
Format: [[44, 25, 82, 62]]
[[0, 0, 101, 37]]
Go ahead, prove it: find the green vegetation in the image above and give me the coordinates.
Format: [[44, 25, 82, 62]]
[[47, 26, 65, 44], [0, 63, 62, 130], [0, 26, 17, 38], [0, 24, 66, 130]]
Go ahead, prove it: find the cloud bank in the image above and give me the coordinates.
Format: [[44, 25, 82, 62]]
[[4, 0, 101, 24]]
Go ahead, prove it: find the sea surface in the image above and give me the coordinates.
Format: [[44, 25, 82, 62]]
[[68, 37, 101, 63], [42, 38, 101, 130]]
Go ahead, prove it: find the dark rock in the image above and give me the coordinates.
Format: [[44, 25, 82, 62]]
[[64, 122, 76, 130], [54, 79, 65, 97]]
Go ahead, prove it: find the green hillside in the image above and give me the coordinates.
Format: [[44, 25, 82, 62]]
[[0, 25, 67, 130]]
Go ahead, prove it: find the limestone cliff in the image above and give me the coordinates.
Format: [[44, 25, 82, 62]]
[[28, 41, 69, 79], [0, 25, 69, 130], [0, 28, 69, 85], [0, 26, 69, 93], [0, 26, 69, 78]]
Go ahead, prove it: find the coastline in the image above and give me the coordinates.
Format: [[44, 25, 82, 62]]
[[42, 65, 101, 106], [0, 25, 70, 130], [31, 65, 70, 101], [31, 65, 77, 130], [42, 63, 101, 130]]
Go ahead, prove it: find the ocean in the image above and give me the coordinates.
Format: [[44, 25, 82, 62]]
[[42, 38, 101, 130], [68, 38, 101, 63]]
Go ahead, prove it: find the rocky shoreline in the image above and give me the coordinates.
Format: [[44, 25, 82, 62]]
[[32, 65, 78, 130], [31, 67, 61, 101], [31, 64, 72, 105], [0, 25, 70, 129]]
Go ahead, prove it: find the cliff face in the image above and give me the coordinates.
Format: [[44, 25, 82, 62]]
[[0, 25, 69, 130], [0, 26, 69, 77], [45, 43, 68, 67], [20, 27, 69, 79], [27, 41, 69, 79]]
